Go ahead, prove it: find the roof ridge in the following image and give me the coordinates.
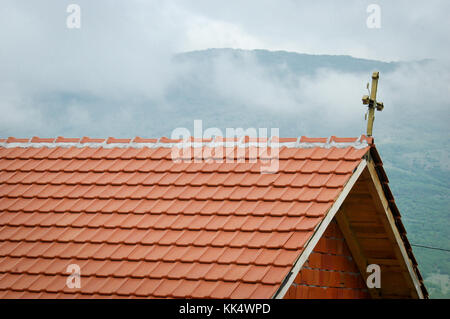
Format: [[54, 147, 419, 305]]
[[0, 135, 374, 149]]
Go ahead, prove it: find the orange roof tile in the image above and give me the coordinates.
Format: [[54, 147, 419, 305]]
[[0, 135, 374, 298]]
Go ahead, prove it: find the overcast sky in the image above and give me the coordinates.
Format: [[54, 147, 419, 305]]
[[2, 0, 449, 61], [0, 0, 449, 138]]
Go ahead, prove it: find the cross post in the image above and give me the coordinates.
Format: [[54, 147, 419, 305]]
[[362, 71, 384, 136]]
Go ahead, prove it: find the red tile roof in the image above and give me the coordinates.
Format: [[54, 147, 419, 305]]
[[0, 136, 374, 298]]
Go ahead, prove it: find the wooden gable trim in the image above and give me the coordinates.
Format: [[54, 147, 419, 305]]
[[365, 158, 424, 299], [272, 159, 367, 299]]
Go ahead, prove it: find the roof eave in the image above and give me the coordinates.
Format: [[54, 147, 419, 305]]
[[365, 152, 426, 299]]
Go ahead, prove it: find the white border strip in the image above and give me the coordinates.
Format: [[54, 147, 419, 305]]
[[272, 159, 368, 299]]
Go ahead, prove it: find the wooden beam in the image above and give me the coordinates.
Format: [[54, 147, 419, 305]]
[[335, 207, 379, 299], [358, 238, 395, 252], [367, 258, 400, 266], [365, 160, 424, 299], [345, 209, 380, 223], [363, 250, 397, 259], [380, 265, 406, 273], [355, 233, 387, 239]]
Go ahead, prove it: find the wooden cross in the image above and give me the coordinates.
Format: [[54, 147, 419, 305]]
[[362, 71, 384, 136]]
